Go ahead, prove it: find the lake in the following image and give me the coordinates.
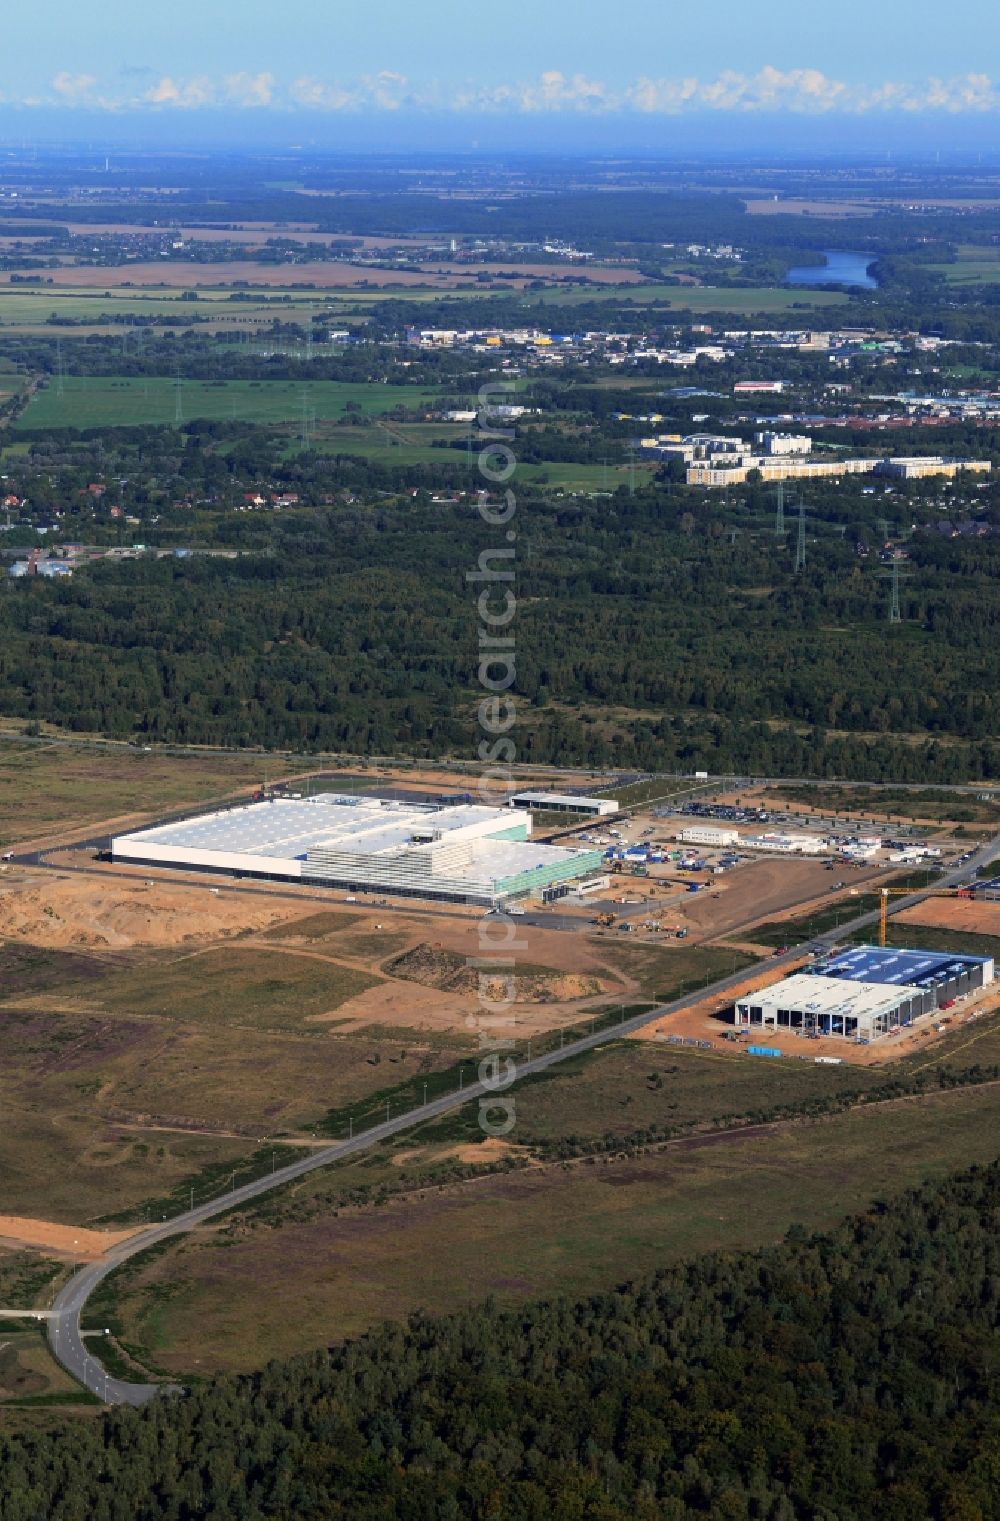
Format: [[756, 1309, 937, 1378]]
[[786, 250, 877, 290]]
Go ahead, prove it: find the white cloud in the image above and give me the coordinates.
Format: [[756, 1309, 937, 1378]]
[[51, 71, 99, 101], [144, 76, 216, 109], [223, 72, 275, 108], [628, 67, 997, 115], [22, 67, 1000, 116]]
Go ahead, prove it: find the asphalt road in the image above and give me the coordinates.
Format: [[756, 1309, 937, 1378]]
[[42, 827, 1000, 1407]]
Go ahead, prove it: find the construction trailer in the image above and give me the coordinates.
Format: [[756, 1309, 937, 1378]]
[[678, 825, 739, 847]]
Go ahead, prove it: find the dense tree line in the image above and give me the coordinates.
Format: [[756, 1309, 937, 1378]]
[[1, 1161, 997, 1519], [0, 494, 996, 778]]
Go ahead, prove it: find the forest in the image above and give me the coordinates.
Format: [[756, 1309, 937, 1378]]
[[0, 486, 997, 779], [0, 1161, 997, 1519]]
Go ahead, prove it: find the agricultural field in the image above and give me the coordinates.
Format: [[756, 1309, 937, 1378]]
[[95, 1080, 1000, 1377], [0, 287, 334, 333], [926, 245, 1000, 285], [15, 376, 452, 431], [520, 284, 850, 313]]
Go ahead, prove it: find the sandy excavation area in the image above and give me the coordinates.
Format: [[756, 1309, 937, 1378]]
[[0, 872, 322, 950], [315, 913, 633, 1037], [895, 898, 1000, 937], [0, 1216, 139, 1260]]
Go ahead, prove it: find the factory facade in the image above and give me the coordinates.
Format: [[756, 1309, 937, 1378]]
[[112, 795, 604, 907], [736, 945, 994, 1043], [509, 792, 619, 818], [638, 431, 991, 488]]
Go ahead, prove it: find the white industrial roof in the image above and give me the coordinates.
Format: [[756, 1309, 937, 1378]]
[[114, 795, 504, 863], [510, 792, 616, 809], [745, 972, 925, 1018], [463, 838, 591, 875]]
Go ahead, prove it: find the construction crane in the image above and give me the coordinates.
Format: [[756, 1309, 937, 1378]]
[[873, 884, 973, 948]]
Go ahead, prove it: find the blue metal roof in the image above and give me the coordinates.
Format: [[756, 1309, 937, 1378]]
[[820, 945, 991, 988]]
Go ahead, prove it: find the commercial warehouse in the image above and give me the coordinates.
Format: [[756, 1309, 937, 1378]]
[[509, 791, 619, 817], [112, 795, 604, 907], [678, 825, 740, 847], [815, 945, 995, 999], [735, 944, 994, 1042]]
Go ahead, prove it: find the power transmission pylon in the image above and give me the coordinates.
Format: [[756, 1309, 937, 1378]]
[[628, 448, 636, 496], [889, 560, 902, 623], [55, 338, 65, 397], [173, 373, 183, 425], [775, 480, 785, 535], [794, 500, 807, 572]]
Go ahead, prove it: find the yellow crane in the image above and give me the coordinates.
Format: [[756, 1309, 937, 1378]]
[[873, 884, 973, 948]]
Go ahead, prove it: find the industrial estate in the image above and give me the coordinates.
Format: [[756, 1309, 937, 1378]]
[[104, 777, 998, 1056], [0, 130, 997, 1521], [641, 430, 992, 487], [112, 793, 607, 906]]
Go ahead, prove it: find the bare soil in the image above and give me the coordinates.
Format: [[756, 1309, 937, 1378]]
[[0, 1216, 138, 1261], [0, 873, 321, 950], [674, 857, 867, 941], [896, 898, 1000, 936], [384, 943, 607, 1003]]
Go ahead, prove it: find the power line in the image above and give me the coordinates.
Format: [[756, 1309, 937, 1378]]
[[794, 500, 807, 572]]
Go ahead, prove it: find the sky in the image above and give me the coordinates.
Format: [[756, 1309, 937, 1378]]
[[3, 0, 1000, 147]]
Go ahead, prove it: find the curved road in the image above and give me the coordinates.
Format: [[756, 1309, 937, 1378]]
[[46, 831, 1000, 1405]]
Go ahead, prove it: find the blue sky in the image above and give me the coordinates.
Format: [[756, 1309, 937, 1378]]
[[3, 0, 999, 135]]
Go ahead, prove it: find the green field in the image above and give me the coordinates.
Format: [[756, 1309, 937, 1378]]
[[926, 246, 1000, 285], [0, 275, 851, 340], [16, 376, 451, 431], [0, 287, 337, 332], [521, 283, 850, 313]]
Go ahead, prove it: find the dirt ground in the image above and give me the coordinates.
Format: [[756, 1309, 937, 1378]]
[[0, 1217, 137, 1261], [652, 857, 876, 942], [628, 960, 808, 1050], [895, 898, 1000, 936], [0, 863, 633, 1037], [0, 872, 326, 950], [316, 916, 632, 1037]]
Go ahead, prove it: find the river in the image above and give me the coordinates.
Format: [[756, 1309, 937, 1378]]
[[786, 250, 877, 290]]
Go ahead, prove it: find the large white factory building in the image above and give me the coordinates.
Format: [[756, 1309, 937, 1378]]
[[112, 794, 605, 907]]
